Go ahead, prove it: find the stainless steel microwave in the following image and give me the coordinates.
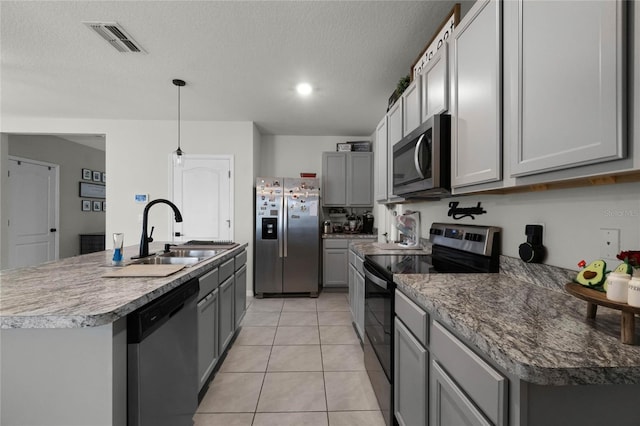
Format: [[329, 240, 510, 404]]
[[392, 114, 451, 198]]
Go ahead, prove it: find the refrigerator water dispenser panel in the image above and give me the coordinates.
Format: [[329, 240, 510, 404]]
[[262, 218, 278, 240]]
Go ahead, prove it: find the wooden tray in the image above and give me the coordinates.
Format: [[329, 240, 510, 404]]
[[102, 264, 185, 277], [565, 282, 640, 344]]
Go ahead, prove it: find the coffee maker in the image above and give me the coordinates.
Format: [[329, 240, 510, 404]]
[[362, 212, 374, 234]]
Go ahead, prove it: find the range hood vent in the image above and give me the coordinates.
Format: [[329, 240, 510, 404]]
[[83, 22, 146, 53]]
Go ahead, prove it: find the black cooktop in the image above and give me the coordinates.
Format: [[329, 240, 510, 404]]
[[366, 254, 434, 276]]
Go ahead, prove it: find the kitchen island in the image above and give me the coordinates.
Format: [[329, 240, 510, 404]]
[[0, 242, 247, 426], [352, 242, 640, 426]]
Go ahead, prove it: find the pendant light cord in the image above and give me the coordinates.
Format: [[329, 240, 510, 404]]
[[172, 79, 186, 156]]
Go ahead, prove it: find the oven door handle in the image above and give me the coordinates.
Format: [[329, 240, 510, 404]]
[[413, 134, 426, 179], [364, 263, 389, 289]]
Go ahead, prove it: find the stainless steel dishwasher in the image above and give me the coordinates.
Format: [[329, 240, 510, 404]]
[[128, 278, 199, 426]]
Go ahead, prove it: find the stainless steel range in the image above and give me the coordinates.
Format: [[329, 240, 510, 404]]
[[363, 222, 501, 426]]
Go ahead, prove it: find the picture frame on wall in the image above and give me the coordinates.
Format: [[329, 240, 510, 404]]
[[79, 182, 106, 199], [102, 172, 106, 183], [102, 201, 106, 211], [92, 171, 102, 182], [82, 200, 91, 211], [93, 201, 102, 212], [82, 169, 92, 180]]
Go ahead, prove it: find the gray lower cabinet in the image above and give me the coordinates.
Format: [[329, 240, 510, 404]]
[[218, 275, 235, 353], [323, 239, 349, 287], [431, 360, 491, 426], [354, 268, 365, 338], [234, 264, 247, 327], [394, 318, 428, 426], [197, 288, 218, 391], [197, 267, 220, 392], [394, 290, 429, 426], [430, 321, 506, 426]]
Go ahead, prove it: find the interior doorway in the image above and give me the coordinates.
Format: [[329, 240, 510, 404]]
[[8, 157, 59, 268], [171, 155, 233, 242]]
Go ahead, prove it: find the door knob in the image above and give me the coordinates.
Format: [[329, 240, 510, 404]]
[[50, 228, 57, 232]]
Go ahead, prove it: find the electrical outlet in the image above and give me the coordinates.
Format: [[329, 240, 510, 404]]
[[599, 228, 620, 259]]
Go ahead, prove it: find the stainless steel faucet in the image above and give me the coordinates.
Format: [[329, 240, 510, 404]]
[[138, 199, 183, 258]]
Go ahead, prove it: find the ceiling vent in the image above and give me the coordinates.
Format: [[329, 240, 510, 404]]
[[83, 22, 146, 53]]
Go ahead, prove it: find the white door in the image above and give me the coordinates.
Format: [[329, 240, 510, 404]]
[[172, 155, 233, 242], [8, 157, 59, 268]]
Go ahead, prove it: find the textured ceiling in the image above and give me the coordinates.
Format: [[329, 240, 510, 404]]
[[1, 1, 467, 136]]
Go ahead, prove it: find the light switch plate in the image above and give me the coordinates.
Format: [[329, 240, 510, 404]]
[[599, 228, 620, 259]]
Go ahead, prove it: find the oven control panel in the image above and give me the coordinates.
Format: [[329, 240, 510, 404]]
[[429, 223, 500, 257]]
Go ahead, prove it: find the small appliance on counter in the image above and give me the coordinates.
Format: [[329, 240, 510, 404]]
[[362, 212, 374, 234], [395, 211, 420, 247], [323, 220, 332, 234]]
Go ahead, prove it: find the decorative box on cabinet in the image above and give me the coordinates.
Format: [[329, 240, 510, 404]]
[[450, 0, 502, 189]]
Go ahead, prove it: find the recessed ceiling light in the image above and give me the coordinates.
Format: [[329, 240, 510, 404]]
[[296, 82, 313, 96]]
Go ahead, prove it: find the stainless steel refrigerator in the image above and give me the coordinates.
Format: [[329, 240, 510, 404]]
[[254, 177, 320, 297]]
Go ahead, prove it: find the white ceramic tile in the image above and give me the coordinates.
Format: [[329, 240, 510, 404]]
[[327, 411, 385, 426], [274, 326, 320, 345], [279, 311, 318, 326], [247, 298, 284, 312], [319, 326, 360, 344], [234, 326, 277, 346], [317, 310, 352, 325], [324, 371, 380, 411], [193, 413, 254, 426], [253, 412, 328, 426], [241, 311, 280, 326], [197, 372, 264, 413], [321, 344, 365, 371], [267, 345, 323, 372], [257, 372, 327, 412], [219, 345, 271, 372], [282, 298, 317, 312]]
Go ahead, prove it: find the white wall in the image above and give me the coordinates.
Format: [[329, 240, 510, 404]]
[[258, 135, 370, 178], [1, 118, 258, 284], [384, 182, 640, 271], [0, 134, 8, 267]]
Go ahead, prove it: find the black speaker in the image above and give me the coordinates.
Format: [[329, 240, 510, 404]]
[[518, 224, 546, 263]]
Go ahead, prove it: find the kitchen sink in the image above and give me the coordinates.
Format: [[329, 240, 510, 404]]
[[131, 256, 202, 265], [161, 249, 219, 258]]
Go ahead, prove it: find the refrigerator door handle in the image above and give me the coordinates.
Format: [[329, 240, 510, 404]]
[[278, 196, 284, 258], [283, 196, 288, 258]]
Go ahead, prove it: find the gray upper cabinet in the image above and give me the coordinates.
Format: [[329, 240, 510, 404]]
[[375, 116, 388, 202], [421, 43, 449, 121], [386, 101, 405, 201], [450, 0, 502, 189], [322, 152, 373, 207], [322, 152, 348, 206], [402, 79, 422, 137], [509, 0, 626, 177]]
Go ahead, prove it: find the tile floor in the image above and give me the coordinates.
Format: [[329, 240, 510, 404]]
[[194, 291, 385, 426]]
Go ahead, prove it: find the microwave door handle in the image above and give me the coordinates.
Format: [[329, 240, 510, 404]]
[[414, 134, 426, 179]]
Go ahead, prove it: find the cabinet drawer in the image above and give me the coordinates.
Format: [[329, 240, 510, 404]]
[[395, 290, 428, 347], [325, 239, 349, 249], [348, 250, 357, 266], [198, 268, 219, 300], [219, 258, 235, 282], [234, 250, 247, 271], [431, 321, 506, 426], [355, 254, 364, 275]]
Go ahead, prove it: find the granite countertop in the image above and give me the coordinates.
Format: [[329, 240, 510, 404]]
[[322, 233, 377, 239], [349, 241, 640, 386], [0, 242, 247, 329], [395, 273, 640, 386], [350, 240, 431, 256]]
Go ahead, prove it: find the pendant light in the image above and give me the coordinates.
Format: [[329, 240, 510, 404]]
[[172, 78, 186, 166]]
